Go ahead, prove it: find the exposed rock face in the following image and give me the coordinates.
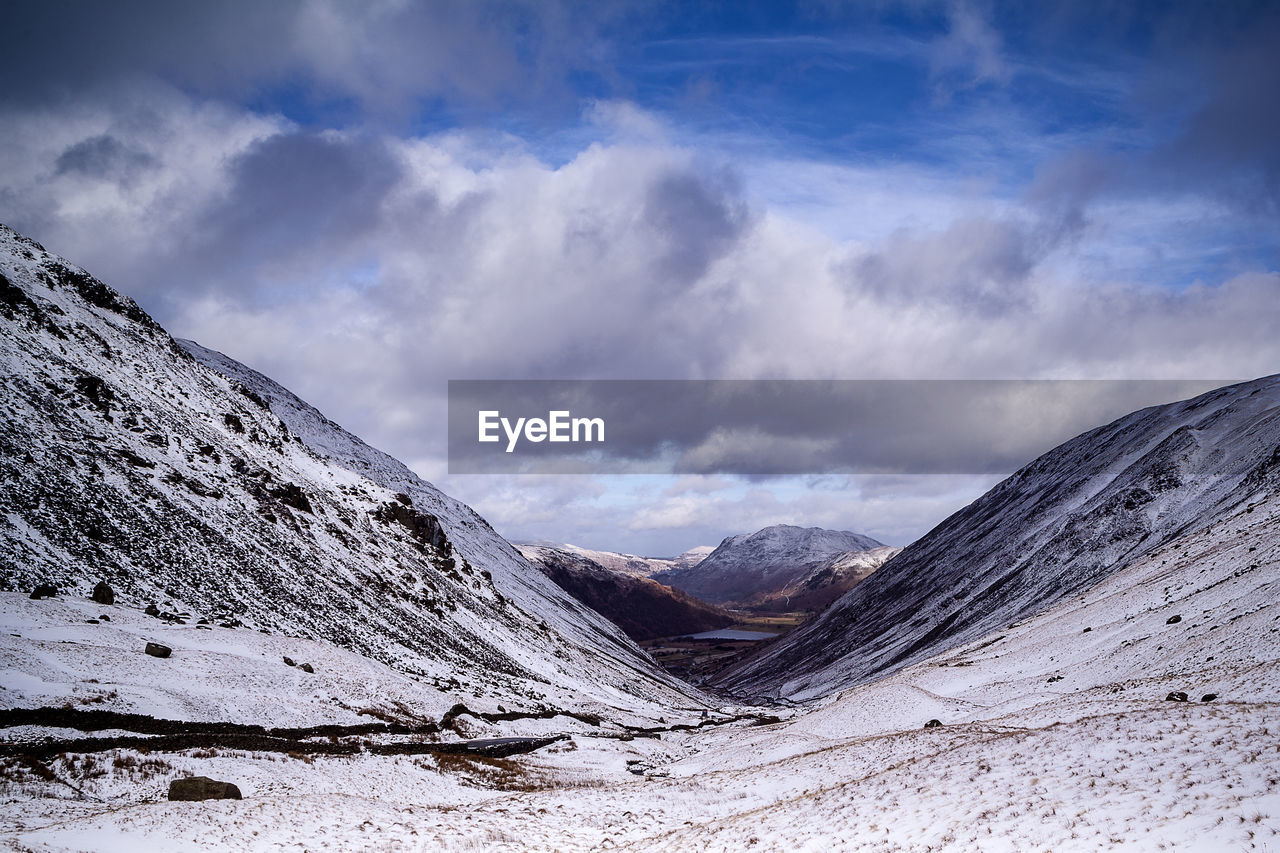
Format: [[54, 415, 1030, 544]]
[[517, 545, 735, 642], [374, 501, 449, 552], [654, 525, 886, 606], [716, 376, 1280, 701], [168, 776, 242, 801]]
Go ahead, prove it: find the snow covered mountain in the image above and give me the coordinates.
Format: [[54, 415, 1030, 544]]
[[0, 223, 701, 722], [717, 375, 1280, 700], [516, 545, 734, 641], [655, 524, 885, 606], [524, 543, 713, 578]]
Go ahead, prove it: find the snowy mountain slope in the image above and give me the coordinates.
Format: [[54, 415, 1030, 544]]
[[516, 544, 734, 641], [753, 545, 901, 613], [0, 223, 701, 721], [717, 375, 1280, 699], [654, 524, 885, 606]]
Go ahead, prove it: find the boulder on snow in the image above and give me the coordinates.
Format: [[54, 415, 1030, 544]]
[[283, 656, 296, 667], [299, 662, 314, 673], [90, 580, 115, 605], [1201, 693, 1218, 702], [168, 776, 242, 801], [145, 603, 161, 617], [145, 642, 172, 659], [29, 583, 58, 600], [1165, 691, 1188, 702], [1166, 614, 1182, 624], [923, 719, 943, 729]]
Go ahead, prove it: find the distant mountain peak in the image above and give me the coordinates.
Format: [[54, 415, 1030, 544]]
[[656, 524, 886, 606]]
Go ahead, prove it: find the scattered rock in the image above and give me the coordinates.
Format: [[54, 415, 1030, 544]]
[[145, 642, 172, 659], [168, 776, 242, 801], [299, 662, 314, 673], [1082, 626, 1092, 633], [1201, 693, 1218, 702], [29, 583, 58, 600], [283, 656, 296, 667], [99, 614, 111, 621], [85, 619, 100, 624], [1165, 691, 1188, 702], [269, 483, 313, 514], [923, 719, 943, 729], [223, 413, 245, 434], [373, 501, 449, 552], [1047, 675, 1064, 683], [90, 580, 115, 605], [74, 374, 113, 413], [1166, 614, 1182, 624]]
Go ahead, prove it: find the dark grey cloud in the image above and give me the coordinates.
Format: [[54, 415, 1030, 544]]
[[0, 0, 646, 122], [54, 134, 155, 182], [1158, 15, 1280, 217], [0, 1, 296, 103], [187, 132, 402, 291], [643, 168, 751, 289], [1024, 5, 1280, 242]]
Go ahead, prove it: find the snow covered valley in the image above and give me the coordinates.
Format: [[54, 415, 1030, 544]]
[[3, 485, 1277, 851]]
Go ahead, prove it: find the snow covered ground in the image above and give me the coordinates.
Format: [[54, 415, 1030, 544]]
[[4, 489, 1276, 851]]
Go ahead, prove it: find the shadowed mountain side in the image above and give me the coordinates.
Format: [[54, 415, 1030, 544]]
[[518, 545, 735, 641]]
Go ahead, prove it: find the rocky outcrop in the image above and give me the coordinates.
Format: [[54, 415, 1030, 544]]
[[168, 776, 242, 801], [90, 580, 115, 605]]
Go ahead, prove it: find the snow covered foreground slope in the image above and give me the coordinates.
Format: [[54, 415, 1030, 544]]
[[718, 375, 1280, 700], [0, 223, 701, 722]]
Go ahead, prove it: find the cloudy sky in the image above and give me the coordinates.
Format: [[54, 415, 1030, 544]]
[[2, 1, 1278, 555]]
